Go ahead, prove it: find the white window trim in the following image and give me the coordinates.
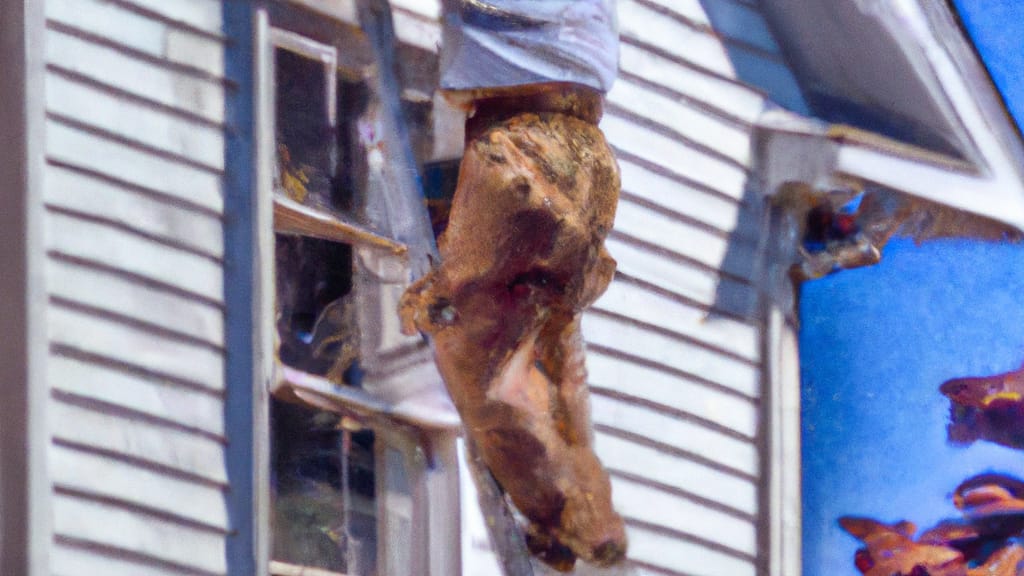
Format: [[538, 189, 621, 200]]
[[0, 1, 51, 575]]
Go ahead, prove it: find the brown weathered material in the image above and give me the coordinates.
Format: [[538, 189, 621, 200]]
[[400, 110, 625, 570]]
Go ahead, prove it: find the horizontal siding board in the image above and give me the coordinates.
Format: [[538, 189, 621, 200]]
[[618, 0, 735, 77], [48, 305, 224, 393], [51, 400, 228, 485], [617, 158, 750, 240], [607, 78, 751, 166], [590, 394, 758, 477], [390, 0, 440, 20], [604, 236, 759, 317], [626, 523, 757, 576], [53, 541, 205, 576], [392, 8, 440, 53], [45, 28, 225, 124], [51, 443, 228, 531], [582, 312, 759, 398], [53, 493, 227, 575], [49, 354, 224, 437], [591, 279, 759, 362], [46, 0, 224, 78], [46, 72, 224, 171], [618, 42, 764, 125], [602, 113, 747, 201], [611, 475, 757, 556], [613, 198, 760, 281], [46, 120, 223, 213], [44, 165, 224, 261], [639, 0, 711, 26], [46, 257, 224, 346], [586, 351, 758, 438], [45, 210, 223, 302], [595, 431, 758, 516], [116, 0, 224, 34]]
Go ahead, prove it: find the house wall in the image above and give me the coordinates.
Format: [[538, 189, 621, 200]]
[[40, 1, 231, 574], [583, 1, 774, 574], [31, 0, 789, 574]]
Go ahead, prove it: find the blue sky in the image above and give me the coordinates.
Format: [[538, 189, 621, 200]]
[[952, 0, 1024, 131], [799, 238, 1024, 574]]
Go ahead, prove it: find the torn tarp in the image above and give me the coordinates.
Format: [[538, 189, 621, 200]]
[[440, 0, 619, 94]]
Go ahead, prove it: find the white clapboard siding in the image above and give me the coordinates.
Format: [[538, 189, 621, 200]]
[[612, 197, 761, 281], [46, 258, 224, 347], [612, 474, 757, 557], [51, 443, 228, 531], [604, 236, 726, 309], [618, 0, 736, 77], [617, 158, 758, 242], [582, 312, 759, 398], [618, 42, 765, 124], [592, 279, 759, 362], [46, 29, 226, 125], [46, 0, 224, 78], [48, 304, 224, 394], [46, 120, 224, 214], [625, 523, 757, 576], [43, 2, 229, 572], [44, 165, 224, 261], [578, 0, 775, 573], [46, 72, 225, 171], [50, 400, 228, 486], [49, 354, 225, 438], [607, 78, 752, 167], [110, 0, 224, 35], [587, 351, 759, 438], [45, 210, 224, 302], [590, 394, 759, 477], [52, 540, 210, 576], [602, 113, 749, 200], [594, 431, 758, 516], [53, 493, 228, 576]]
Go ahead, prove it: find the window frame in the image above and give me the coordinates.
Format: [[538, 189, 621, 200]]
[[247, 5, 463, 576]]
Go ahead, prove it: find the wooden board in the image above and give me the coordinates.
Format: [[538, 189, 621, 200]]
[[53, 493, 228, 575], [44, 165, 224, 260], [619, 41, 765, 125], [49, 354, 224, 437], [45, 210, 224, 302], [602, 113, 748, 201], [582, 312, 760, 398], [51, 443, 229, 531], [618, 0, 736, 77], [46, 27, 225, 124], [607, 78, 752, 166], [46, 0, 225, 78], [46, 72, 225, 171], [611, 474, 757, 557], [594, 431, 758, 516], [612, 197, 761, 281], [48, 305, 225, 393], [590, 394, 759, 477], [50, 400, 228, 486], [46, 120, 223, 214], [624, 522, 757, 576], [586, 350, 759, 438]]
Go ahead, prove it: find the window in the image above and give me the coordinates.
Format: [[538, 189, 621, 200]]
[[250, 4, 461, 575]]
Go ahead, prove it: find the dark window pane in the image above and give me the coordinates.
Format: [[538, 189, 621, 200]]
[[271, 399, 377, 573]]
